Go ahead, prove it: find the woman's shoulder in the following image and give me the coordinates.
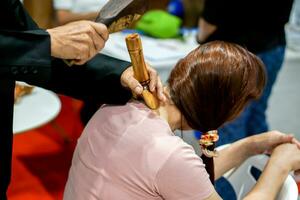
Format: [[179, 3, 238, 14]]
[[90, 101, 167, 133]]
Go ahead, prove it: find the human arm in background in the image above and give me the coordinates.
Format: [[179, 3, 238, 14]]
[[201, 131, 300, 200], [56, 10, 99, 25], [243, 143, 300, 199], [196, 0, 219, 43], [53, 0, 100, 25], [213, 131, 300, 200], [214, 131, 300, 179], [204, 142, 300, 200], [197, 18, 217, 43], [155, 131, 300, 200]]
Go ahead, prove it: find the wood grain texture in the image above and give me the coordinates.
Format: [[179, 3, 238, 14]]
[[126, 34, 159, 110]]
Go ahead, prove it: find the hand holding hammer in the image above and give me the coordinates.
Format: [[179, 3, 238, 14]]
[[48, 0, 149, 66]]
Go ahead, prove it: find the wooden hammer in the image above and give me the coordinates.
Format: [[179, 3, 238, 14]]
[[126, 33, 159, 110], [65, 0, 149, 66]]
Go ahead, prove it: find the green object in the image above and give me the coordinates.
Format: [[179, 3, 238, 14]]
[[135, 10, 182, 38]]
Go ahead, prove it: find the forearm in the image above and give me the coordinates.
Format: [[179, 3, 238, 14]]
[[56, 10, 98, 25], [214, 138, 253, 179], [243, 156, 290, 200], [197, 18, 217, 43]]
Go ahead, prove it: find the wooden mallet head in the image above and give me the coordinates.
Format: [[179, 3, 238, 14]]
[[95, 0, 149, 33]]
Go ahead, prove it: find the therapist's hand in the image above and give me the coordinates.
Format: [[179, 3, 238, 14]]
[[120, 65, 166, 102], [47, 20, 109, 65]]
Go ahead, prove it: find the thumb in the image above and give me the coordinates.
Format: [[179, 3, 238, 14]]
[[126, 76, 143, 95], [279, 134, 294, 143], [89, 22, 109, 41], [292, 137, 300, 149]]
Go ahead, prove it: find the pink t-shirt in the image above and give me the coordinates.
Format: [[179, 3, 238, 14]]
[[64, 101, 214, 200]]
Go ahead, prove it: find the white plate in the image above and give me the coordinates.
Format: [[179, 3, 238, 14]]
[[13, 86, 61, 134]]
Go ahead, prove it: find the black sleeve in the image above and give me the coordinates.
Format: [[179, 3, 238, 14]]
[[0, 29, 132, 104], [47, 55, 132, 104], [201, 0, 222, 25], [0, 29, 52, 84], [0, 0, 132, 105]]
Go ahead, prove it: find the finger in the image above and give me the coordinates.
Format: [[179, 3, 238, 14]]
[[73, 59, 86, 65], [292, 137, 300, 149], [283, 134, 294, 142], [89, 22, 109, 41], [85, 24, 106, 53], [126, 76, 143, 95], [73, 44, 90, 65], [85, 27, 100, 58], [275, 133, 294, 144], [147, 65, 158, 92], [156, 76, 166, 102], [86, 36, 95, 61], [92, 33, 106, 52]]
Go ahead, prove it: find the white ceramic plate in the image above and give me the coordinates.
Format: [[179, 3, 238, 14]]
[[13, 85, 61, 134]]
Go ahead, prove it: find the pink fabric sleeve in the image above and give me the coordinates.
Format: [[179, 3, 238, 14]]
[[155, 143, 215, 200]]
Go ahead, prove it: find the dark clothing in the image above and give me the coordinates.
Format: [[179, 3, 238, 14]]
[[202, 0, 294, 53], [200, 1, 294, 199], [0, 0, 131, 199]]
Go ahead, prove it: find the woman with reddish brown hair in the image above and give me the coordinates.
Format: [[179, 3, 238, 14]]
[[63, 41, 300, 200]]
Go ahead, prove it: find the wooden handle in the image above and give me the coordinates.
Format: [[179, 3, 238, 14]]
[[125, 33, 159, 110]]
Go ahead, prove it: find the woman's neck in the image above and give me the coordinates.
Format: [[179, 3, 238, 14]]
[[155, 103, 181, 131]]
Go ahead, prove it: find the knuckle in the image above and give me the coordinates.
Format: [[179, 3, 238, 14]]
[[83, 45, 89, 53], [151, 70, 158, 76], [98, 42, 105, 50], [87, 36, 93, 46], [86, 26, 94, 35], [129, 79, 138, 88], [82, 34, 90, 42], [74, 47, 82, 59]]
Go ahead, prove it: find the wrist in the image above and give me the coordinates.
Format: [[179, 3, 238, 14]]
[[245, 135, 264, 156], [269, 152, 292, 174], [239, 136, 257, 158], [46, 29, 58, 58]]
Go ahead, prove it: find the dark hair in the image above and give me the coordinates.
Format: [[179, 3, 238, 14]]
[[168, 41, 266, 183]]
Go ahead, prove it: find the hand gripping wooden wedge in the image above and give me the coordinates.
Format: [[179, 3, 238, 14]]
[[125, 33, 159, 110]]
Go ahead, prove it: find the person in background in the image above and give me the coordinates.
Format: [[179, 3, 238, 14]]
[[63, 41, 300, 200], [197, 0, 294, 198], [197, 0, 294, 144], [286, 0, 300, 51], [54, 0, 109, 25], [0, 0, 165, 199]]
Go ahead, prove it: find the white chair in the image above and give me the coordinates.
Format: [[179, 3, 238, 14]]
[[217, 145, 298, 200]]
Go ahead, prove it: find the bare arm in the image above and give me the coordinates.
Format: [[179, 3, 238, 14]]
[[213, 131, 300, 200], [56, 10, 98, 25], [214, 131, 295, 179], [214, 143, 299, 200], [244, 143, 300, 199], [203, 190, 222, 200], [214, 137, 252, 179], [197, 18, 217, 43]]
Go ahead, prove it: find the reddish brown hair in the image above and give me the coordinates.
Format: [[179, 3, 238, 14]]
[[168, 41, 266, 183]]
